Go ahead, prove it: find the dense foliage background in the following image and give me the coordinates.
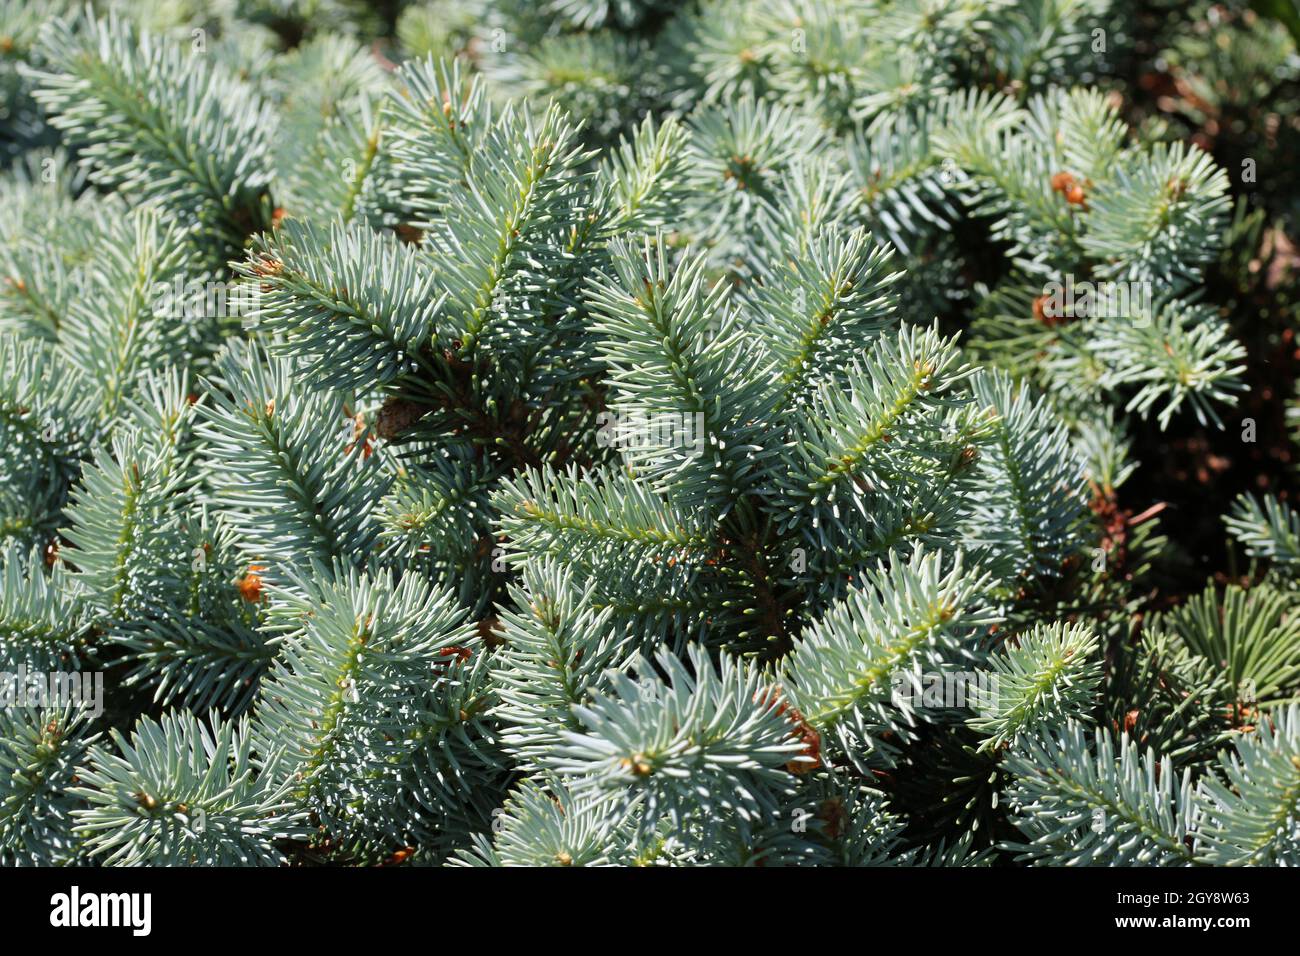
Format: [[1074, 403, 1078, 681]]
[[2, 0, 1299, 867]]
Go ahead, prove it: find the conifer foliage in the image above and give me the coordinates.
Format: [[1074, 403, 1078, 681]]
[[1, 0, 1298, 867]]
